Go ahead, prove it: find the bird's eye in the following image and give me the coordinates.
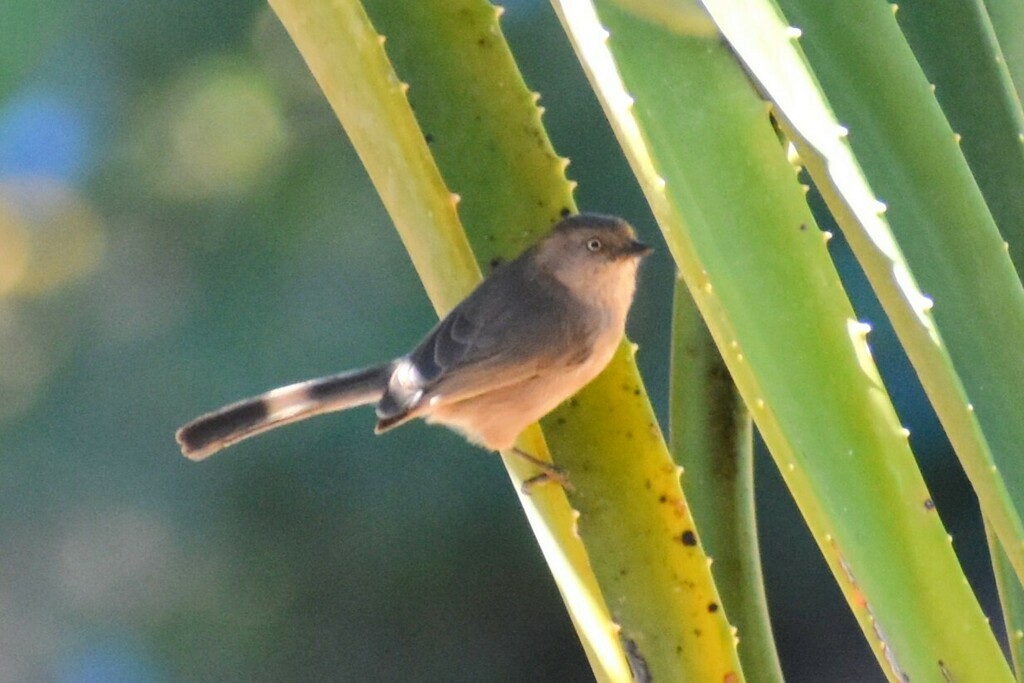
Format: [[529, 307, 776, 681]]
[[586, 238, 603, 252]]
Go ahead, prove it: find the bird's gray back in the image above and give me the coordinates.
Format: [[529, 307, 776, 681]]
[[376, 254, 593, 423]]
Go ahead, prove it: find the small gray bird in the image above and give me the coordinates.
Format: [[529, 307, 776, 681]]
[[176, 213, 649, 471]]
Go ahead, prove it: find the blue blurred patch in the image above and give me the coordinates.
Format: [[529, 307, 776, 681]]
[[0, 89, 91, 182], [57, 639, 164, 683]]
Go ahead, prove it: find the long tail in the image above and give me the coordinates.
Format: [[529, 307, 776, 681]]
[[176, 364, 393, 461]]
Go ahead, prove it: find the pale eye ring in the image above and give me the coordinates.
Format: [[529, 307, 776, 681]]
[[586, 238, 603, 252]]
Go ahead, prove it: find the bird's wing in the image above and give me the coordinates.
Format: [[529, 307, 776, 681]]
[[377, 262, 592, 421]]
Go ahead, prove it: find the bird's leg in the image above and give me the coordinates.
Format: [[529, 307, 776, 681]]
[[511, 447, 571, 494]]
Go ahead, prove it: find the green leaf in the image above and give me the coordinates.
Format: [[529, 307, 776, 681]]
[[670, 282, 783, 682], [774, 0, 1024, 624], [895, 0, 1024, 269], [557, 0, 1014, 678]]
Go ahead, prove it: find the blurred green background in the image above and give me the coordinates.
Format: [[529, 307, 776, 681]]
[[0, 0, 1004, 680]]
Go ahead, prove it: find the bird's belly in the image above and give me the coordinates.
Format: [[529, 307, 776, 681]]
[[427, 335, 621, 451]]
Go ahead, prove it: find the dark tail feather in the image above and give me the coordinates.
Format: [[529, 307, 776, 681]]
[[176, 364, 393, 461]]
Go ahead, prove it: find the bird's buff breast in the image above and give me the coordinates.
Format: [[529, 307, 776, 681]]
[[426, 319, 624, 451], [429, 258, 638, 451]]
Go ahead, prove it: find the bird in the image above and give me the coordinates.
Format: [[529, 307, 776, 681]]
[[175, 212, 650, 477]]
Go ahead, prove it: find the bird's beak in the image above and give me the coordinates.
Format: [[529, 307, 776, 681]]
[[626, 240, 652, 258]]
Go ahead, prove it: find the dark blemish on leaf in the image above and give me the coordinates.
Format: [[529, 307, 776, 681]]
[[659, 494, 667, 503], [489, 258, 502, 270], [424, 132, 434, 144], [634, 388, 641, 396], [560, 207, 572, 217], [799, 223, 807, 231], [708, 602, 719, 613], [569, 398, 579, 408], [681, 530, 697, 546], [924, 498, 935, 510], [625, 430, 633, 439], [692, 629, 701, 638], [556, 416, 566, 426], [619, 568, 628, 577], [620, 636, 652, 683]]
